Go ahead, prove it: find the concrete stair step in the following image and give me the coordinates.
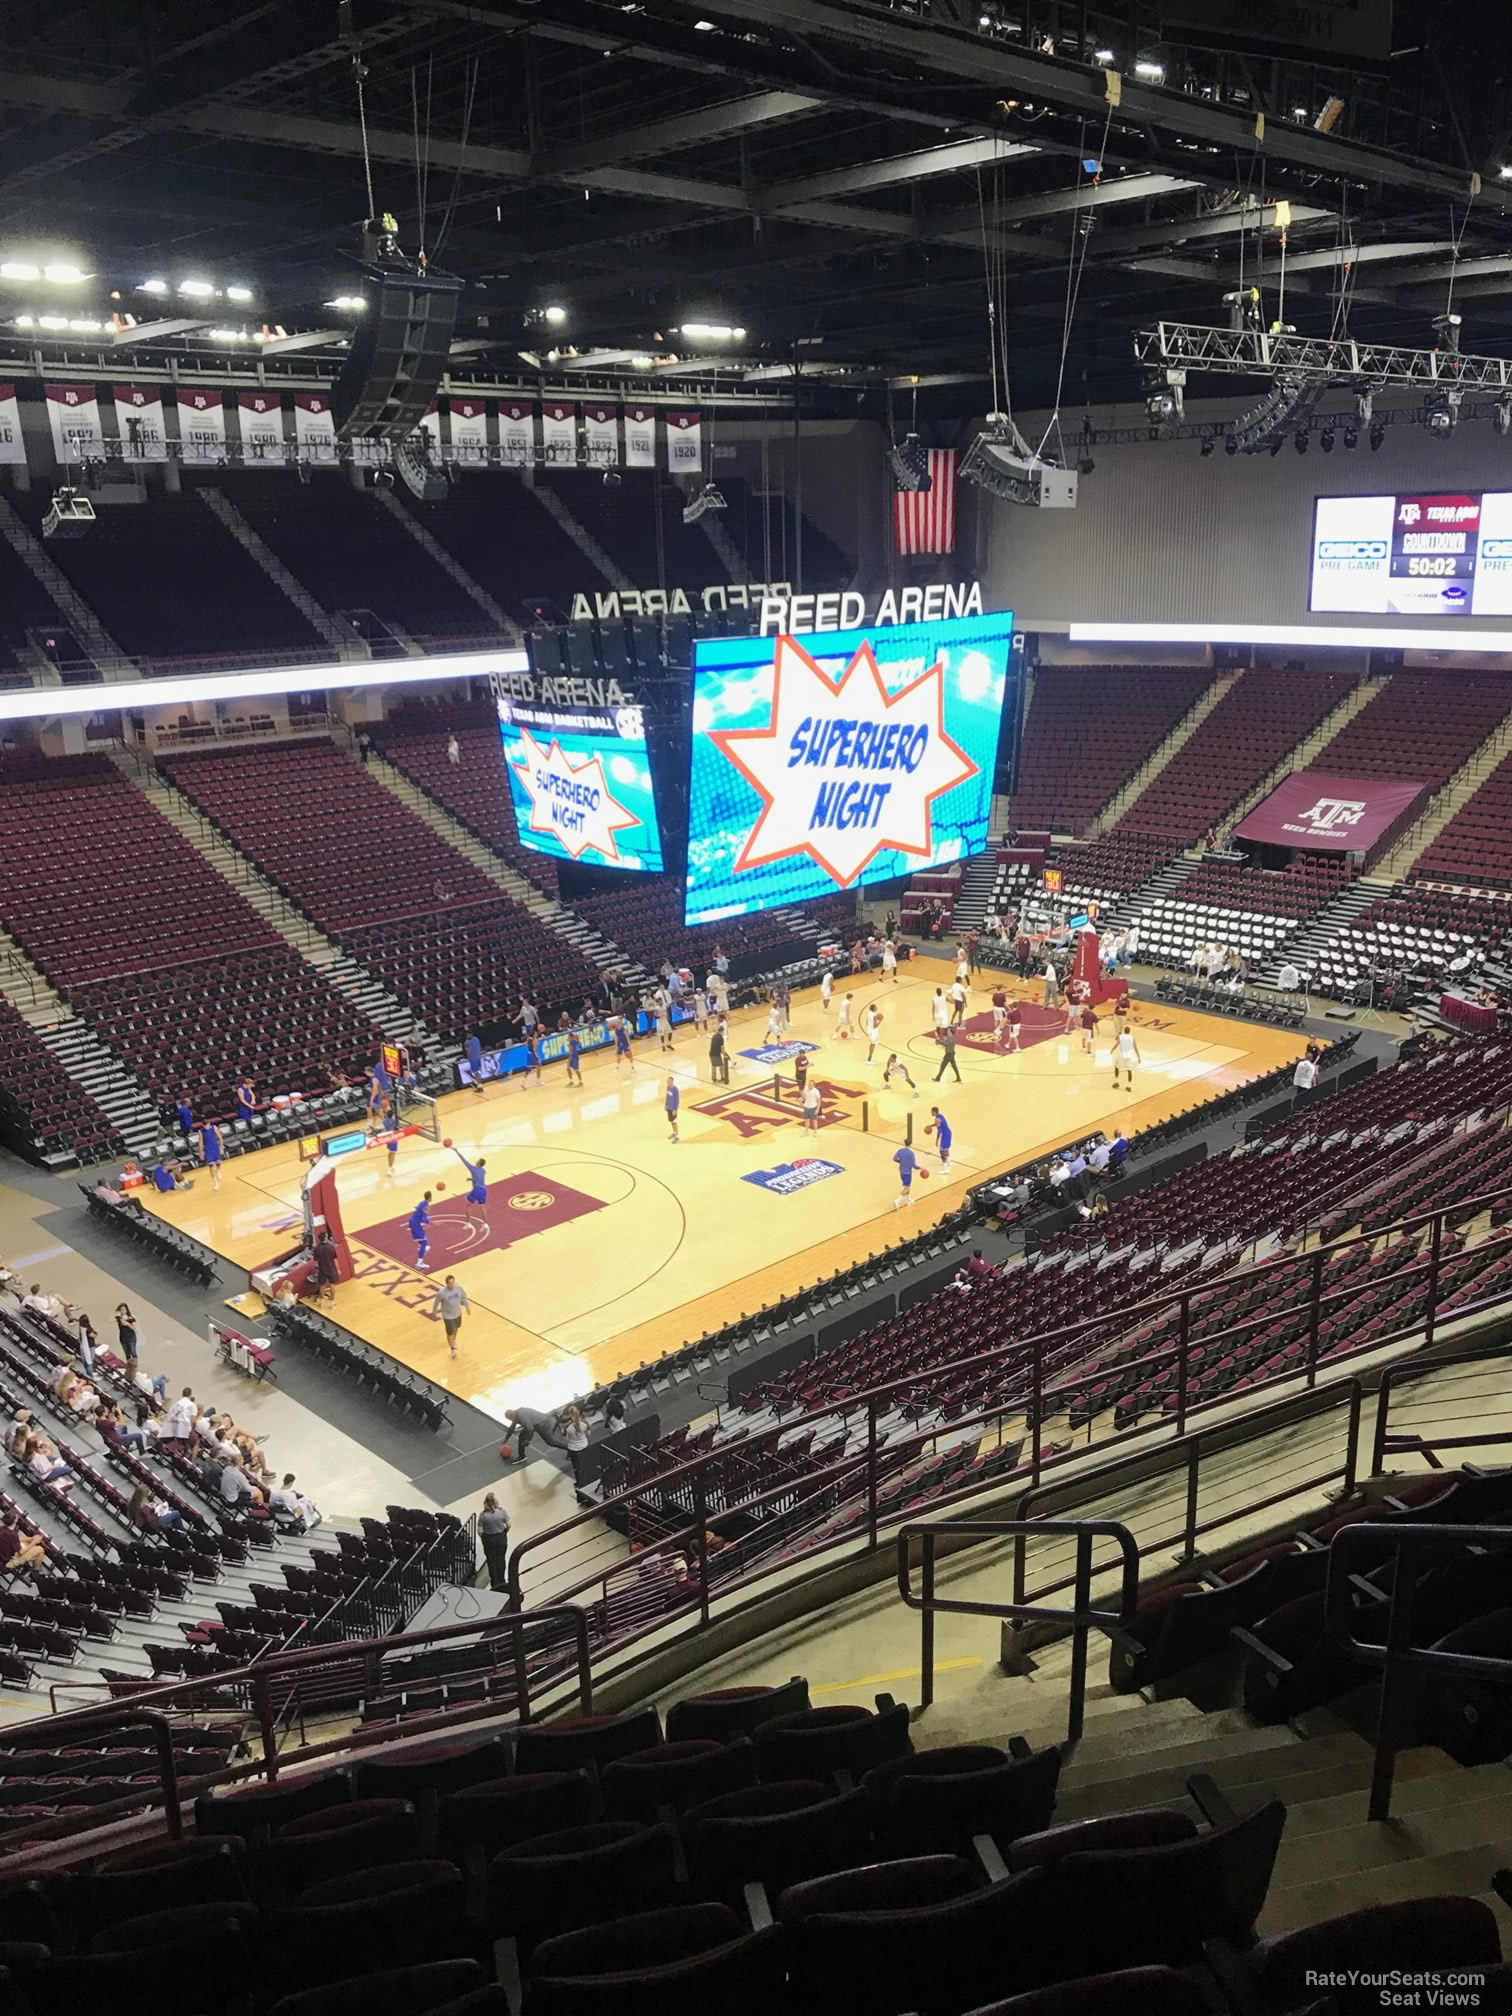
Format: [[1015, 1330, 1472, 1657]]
[[1271, 1766, 1512, 1888], [1058, 1722, 1307, 1796], [1260, 1835, 1512, 1934], [1053, 1728, 1447, 1820]]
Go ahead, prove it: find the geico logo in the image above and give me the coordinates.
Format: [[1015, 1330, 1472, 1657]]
[[1319, 540, 1388, 561]]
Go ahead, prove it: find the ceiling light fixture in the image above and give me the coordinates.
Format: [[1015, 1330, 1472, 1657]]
[[225, 286, 254, 304], [1134, 58, 1165, 79], [179, 279, 214, 298], [1094, 47, 1114, 62], [679, 321, 745, 341], [0, 262, 41, 283], [543, 304, 568, 323], [324, 296, 367, 311], [140, 279, 169, 295], [42, 264, 86, 285]]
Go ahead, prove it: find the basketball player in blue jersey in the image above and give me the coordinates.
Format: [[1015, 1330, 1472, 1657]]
[[566, 1026, 584, 1086], [408, 1191, 433, 1271], [453, 1148, 488, 1234], [613, 1019, 636, 1077]]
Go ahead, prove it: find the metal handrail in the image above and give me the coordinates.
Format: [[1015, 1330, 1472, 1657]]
[[898, 1517, 1139, 1741], [1324, 1522, 1512, 1821], [510, 1170, 1512, 1607], [1371, 1340, 1512, 1473]]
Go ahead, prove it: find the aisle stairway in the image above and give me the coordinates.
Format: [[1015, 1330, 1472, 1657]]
[[1102, 850, 1207, 939], [942, 852, 1002, 934], [1372, 708, 1512, 884], [919, 1683, 1512, 1937], [0, 925, 159, 1156], [199, 487, 362, 661], [1261, 879, 1379, 987], [110, 753, 436, 1051], [1091, 671, 1239, 835], [1221, 675, 1388, 835]]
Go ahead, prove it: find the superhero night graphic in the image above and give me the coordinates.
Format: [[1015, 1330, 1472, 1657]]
[[685, 611, 1012, 924]]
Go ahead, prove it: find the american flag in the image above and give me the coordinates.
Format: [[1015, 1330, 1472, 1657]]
[[892, 448, 957, 556]]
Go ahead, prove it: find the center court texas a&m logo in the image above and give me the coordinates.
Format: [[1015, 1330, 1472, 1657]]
[[693, 1076, 864, 1140]]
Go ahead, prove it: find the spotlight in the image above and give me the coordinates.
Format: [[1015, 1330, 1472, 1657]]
[[1144, 366, 1184, 425], [543, 304, 568, 324], [1224, 435, 1238, 457], [1495, 400, 1512, 438], [1294, 429, 1309, 455], [1343, 426, 1359, 450], [1076, 456, 1095, 476], [1369, 422, 1386, 451], [682, 482, 728, 525], [602, 469, 622, 489], [1146, 389, 1176, 423], [1320, 427, 1335, 453], [888, 432, 933, 492], [1425, 389, 1461, 436], [41, 486, 94, 539], [1200, 435, 1215, 457]]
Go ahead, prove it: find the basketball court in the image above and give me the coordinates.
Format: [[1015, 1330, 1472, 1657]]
[[140, 953, 1307, 1425]]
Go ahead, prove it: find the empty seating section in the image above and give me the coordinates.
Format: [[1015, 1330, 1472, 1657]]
[[202, 472, 486, 645], [1414, 745, 1512, 888], [0, 753, 382, 1121], [365, 700, 558, 893], [398, 473, 595, 623], [0, 753, 282, 986], [0, 534, 72, 677], [1135, 857, 1348, 972], [1118, 668, 1352, 844], [719, 476, 852, 589], [572, 883, 853, 979], [592, 1041, 1512, 1577], [165, 739, 599, 1035], [72, 951, 382, 1121], [1316, 887, 1512, 1000], [12, 491, 324, 669], [0, 998, 119, 1164], [1009, 668, 1209, 835], [542, 469, 725, 590], [1046, 835, 1173, 908], [1318, 671, 1512, 793]]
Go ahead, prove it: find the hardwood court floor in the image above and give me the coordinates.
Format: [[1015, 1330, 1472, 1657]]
[[141, 955, 1307, 1425]]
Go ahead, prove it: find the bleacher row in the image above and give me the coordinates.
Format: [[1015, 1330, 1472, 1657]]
[[0, 1629, 1504, 2016]]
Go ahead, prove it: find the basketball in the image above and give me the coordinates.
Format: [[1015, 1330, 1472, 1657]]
[[918, 1167, 931, 1180], [443, 1136, 454, 1147], [435, 1180, 446, 1192], [498, 1444, 514, 1462]]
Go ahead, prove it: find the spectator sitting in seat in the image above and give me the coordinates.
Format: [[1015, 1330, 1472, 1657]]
[[0, 1508, 45, 1579], [0, 1259, 19, 1300], [206, 1411, 270, 1478], [20, 1283, 70, 1324], [268, 1473, 321, 1533], [50, 1361, 100, 1418], [100, 1403, 148, 1455], [964, 1248, 1002, 1282], [6, 1409, 33, 1463], [24, 1436, 72, 1488], [219, 1452, 267, 1511], [1107, 1130, 1130, 1172], [127, 1483, 184, 1533]]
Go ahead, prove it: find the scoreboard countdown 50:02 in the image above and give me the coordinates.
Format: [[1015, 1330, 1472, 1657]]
[[1397, 553, 1474, 579]]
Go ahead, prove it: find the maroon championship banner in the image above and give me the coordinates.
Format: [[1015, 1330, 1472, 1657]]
[[1235, 771, 1427, 854]]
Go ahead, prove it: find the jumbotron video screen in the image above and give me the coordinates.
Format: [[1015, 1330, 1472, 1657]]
[[500, 696, 665, 872], [1309, 490, 1512, 617], [684, 609, 1012, 925]]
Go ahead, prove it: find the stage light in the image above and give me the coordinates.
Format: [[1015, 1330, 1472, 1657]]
[[889, 432, 933, 491], [1320, 427, 1334, 453], [37, 314, 68, 330], [1094, 47, 1115, 62], [544, 304, 568, 323], [1077, 456, 1095, 475], [1369, 422, 1386, 451], [0, 262, 40, 282], [630, 353, 653, 369], [179, 279, 214, 297], [1199, 435, 1215, 456], [1146, 388, 1176, 423], [1135, 59, 1165, 78], [42, 263, 86, 285], [1294, 429, 1308, 454], [140, 279, 169, 295], [682, 482, 728, 524], [1224, 435, 1237, 456], [679, 321, 745, 341], [1343, 425, 1359, 449], [13, 315, 32, 329], [226, 285, 254, 304], [1425, 390, 1460, 436], [1501, 166, 1512, 181], [324, 295, 367, 311]]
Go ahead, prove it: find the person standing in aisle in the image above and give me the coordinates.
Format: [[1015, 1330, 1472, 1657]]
[[934, 1024, 962, 1083], [479, 1493, 511, 1590], [431, 1275, 471, 1358], [200, 1120, 224, 1192], [665, 1074, 681, 1144]]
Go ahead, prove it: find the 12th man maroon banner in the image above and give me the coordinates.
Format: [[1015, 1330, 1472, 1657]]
[[1235, 771, 1427, 854]]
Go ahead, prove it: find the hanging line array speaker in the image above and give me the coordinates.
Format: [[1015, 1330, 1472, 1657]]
[[330, 262, 465, 440]]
